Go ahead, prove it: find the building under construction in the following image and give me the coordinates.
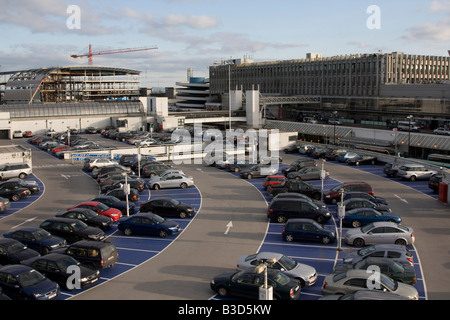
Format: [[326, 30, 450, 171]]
[[0, 66, 141, 104]]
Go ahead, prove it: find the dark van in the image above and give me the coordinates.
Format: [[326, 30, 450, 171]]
[[267, 198, 331, 224], [56, 240, 118, 269]]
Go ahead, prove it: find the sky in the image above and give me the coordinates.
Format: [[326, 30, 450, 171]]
[[0, 0, 449, 88]]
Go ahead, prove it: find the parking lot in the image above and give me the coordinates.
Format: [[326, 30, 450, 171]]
[[0, 133, 449, 300]]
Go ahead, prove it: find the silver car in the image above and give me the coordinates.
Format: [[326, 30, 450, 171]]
[[148, 174, 194, 190], [236, 252, 317, 287], [396, 164, 438, 181], [342, 244, 414, 266], [343, 221, 415, 247], [321, 270, 418, 299]]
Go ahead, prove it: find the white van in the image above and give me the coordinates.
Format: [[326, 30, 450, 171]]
[[397, 121, 420, 132]]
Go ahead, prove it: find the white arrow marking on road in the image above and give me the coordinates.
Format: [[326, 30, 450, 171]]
[[12, 217, 37, 229], [224, 221, 233, 235], [394, 194, 408, 204]]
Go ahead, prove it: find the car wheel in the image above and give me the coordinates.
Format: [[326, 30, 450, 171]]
[[395, 239, 407, 246], [153, 184, 160, 190], [41, 247, 50, 255], [158, 229, 168, 238], [11, 194, 21, 201], [217, 286, 229, 297], [351, 220, 362, 228], [179, 211, 187, 219], [298, 278, 306, 288], [284, 233, 294, 242], [276, 215, 287, 223], [18, 173, 27, 179], [124, 227, 133, 236], [353, 238, 365, 247], [322, 236, 331, 244], [295, 176, 301, 181], [234, 167, 240, 172], [247, 174, 253, 179], [410, 175, 417, 182], [180, 183, 188, 189]]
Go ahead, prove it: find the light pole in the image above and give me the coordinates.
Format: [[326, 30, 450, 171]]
[[122, 172, 130, 217], [332, 111, 338, 145], [320, 158, 326, 202], [255, 258, 276, 300], [337, 188, 345, 251], [407, 115, 413, 157]]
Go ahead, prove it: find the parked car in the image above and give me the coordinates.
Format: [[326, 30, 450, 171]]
[[343, 221, 415, 247], [342, 208, 401, 228], [0, 238, 40, 265], [267, 197, 331, 224], [287, 166, 328, 181], [0, 184, 31, 202], [39, 217, 105, 243], [342, 244, 414, 266], [56, 208, 113, 231], [269, 192, 327, 209], [396, 164, 438, 181], [106, 188, 140, 203], [347, 155, 377, 166], [267, 179, 323, 200], [91, 195, 136, 215], [139, 197, 196, 219], [0, 197, 10, 212], [239, 164, 279, 179], [283, 143, 300, 154], [324, 148, 348, 161], [321, 269, 418, 300], [236, 252, 317, 288], [383, 163, 400, 177], [0, 178, 40, 194], [428, 174, 443, 193], [339, 198, 392, 213], [137, 138, 159, 147], [54, 240, 118, 269], [343, 191, 388, 205], [0, 264, 60, 300], [141, 163, 172, 178], [0, 163, 32, 180], [310, 147, 333, 159], [282, 218, 336, 244], [333, 257, 417, 285], [226, 160, 256, 172], [210, 267, 301, 300], [337, 152, 358, 163], [319, 290, 408, 300], [84, 126, 99, 134], [24, 253, 100, 290], [148, 174, 194, 190], [92, 164, 133, 179], [12, 130, 23, 138], [262, 175, 287, 189], [22, 131, 33, 138], [118, 213, 181, 238], [323, 181, 374, 204], [281, 159, 316, 175], [3, 227, 66, 255], [100, 178, 145, 193], [433, 127, 450, 135], [67, 201, 123, 222]]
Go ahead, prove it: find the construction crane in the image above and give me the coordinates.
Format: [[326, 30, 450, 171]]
[[70, 44, 158, 66]]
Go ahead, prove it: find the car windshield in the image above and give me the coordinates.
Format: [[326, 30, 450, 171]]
[[83, 210, 98, 219], [70, 220, 87, 231], [5, 242, 27, 254], [97, 203, 110, 211], [361, 223, 375, 233], [357, 245, 376, 256], [278, 255, 297, 271], [17, 269, 46, 288], [56, 256, 81, 271], [152, 215, 165, 224], [31, 229, 52, 240], [272, 272, 291, 286], [380, 274, 398, 291], [169, 199, 180, 206]]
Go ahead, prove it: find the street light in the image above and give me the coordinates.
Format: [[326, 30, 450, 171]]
[[337, 188, 345, 251], [407, 115, 413, 157], [332, 111, 338, 145], [121, 172, 130, 217]]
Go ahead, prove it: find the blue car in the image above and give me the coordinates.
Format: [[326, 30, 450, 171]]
[[0, 264, 60, 300], [3, 227, 67, 255], [343, 208, 402, 228], [118, 213, 180, 238], [282, 218, 336, 244]]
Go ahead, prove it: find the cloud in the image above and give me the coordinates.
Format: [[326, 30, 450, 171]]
[[162, 14, 219, 30]]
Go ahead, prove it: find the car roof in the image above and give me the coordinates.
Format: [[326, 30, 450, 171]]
[[31, 253, 71, 262], [253, 252, 284, 260], [69, 240, 114, 248], [77, 201, 100, 206], [0, 264, 34, 275], [6, 227, 42, 233], [286, 218, 317, 224], [0, 238, 20, 245], [43, 217, 79, 223]]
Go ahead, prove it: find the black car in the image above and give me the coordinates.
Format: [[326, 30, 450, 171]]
[[0, 184, 31, 202], [54, 240, 119, 269], [3, 227, 67, 255], [283, 143, 300, 154], [39, 217, 105, 243], [101, 178, 145, 193], [0, 238, 40, 265], [56, 208, 114, 231], [92, 195, 136, 215], [343, 192, 388, 205], [0, 178, 40, 194], [267, 197, 332, 224], [340, 198, 392, 213], [281, 159, 317, 175], [24, 253, 100, 290], [267, 179, 323, 200], [383, 163, 400, 177], [106, 188, 140, 203], [92, 165, 132, 179], [140, 197, 196, 219], [210, 267, 301, 300], [428, 174, 443, 193], [347, 155, 377, 166]]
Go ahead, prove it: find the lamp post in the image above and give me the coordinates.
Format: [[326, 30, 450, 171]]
[[407, 115, 413, 157], [337, 188, 345, 251], [122, 172, 130, 217], [320, 158, 326, 202], [332, 111, 338, 145], [255, 258, 276, 300]]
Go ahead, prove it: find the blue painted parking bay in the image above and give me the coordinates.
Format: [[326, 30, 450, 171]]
[[216, 157, 427, 300]]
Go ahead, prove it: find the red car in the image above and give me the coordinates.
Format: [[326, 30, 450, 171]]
[[68, 201, 123, 222], [262, 175, 287, 190], [22, 131, 33, 138], [52, 145, 70, 154]]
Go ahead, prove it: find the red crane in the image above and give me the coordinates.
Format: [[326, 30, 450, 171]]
[[71, 44, 158, 65]]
